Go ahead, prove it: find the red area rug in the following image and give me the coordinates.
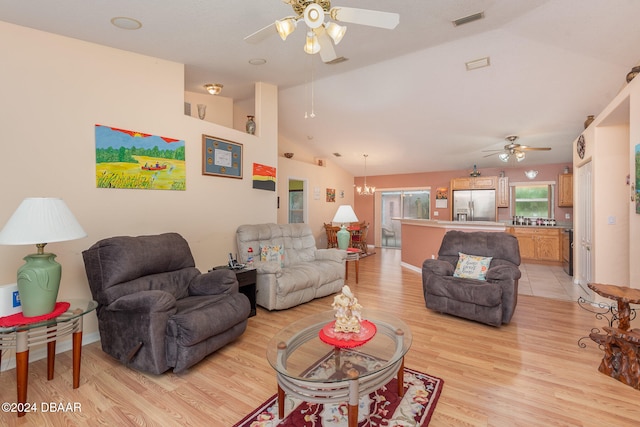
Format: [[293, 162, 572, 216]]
[[233, 366, 443, 426]]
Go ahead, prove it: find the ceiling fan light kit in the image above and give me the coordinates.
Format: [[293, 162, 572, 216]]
[[486, 135, 551, 164], [247, 1, 399, 62]]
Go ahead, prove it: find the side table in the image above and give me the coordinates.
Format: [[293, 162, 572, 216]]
[[213, 266, 257, 317], [345, 248, 361, 284], [587, 282, 640, 389], [0, 299, 97, 417]]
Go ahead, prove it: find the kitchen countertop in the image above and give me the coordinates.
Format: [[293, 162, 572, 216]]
[[397, 219, 572, 230], [506, 224, 572, 230]]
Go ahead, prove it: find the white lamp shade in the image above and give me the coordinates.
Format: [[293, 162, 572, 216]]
[[332, 205, 359, 224], [0, 198, 86, 245], [325, 22, 346, 45], [304, 31, 321, 54], [275, 17, 297, 41]]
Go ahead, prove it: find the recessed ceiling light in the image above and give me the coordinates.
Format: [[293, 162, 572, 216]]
[[248, 58, 267, 66], [465, 57, 490, 71], [111, 17, 142, 30]]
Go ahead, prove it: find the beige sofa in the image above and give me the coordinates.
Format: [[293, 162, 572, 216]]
[[236, 223, 346, 310]]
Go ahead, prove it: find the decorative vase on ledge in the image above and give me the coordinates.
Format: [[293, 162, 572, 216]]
[[626, 66, 640, 83], [246, 116, 256, 135], [584, 115, 595, 129]]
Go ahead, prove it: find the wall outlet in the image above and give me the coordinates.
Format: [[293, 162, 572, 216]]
[[565, 213, 571, 219], [433, 211, 439, 217]]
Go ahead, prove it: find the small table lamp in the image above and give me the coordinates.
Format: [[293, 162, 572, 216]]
[[0, 198, 86, 317], [332, 205, 358, 250]]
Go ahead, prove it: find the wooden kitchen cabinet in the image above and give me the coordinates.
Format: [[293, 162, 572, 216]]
[[558, 173, 573, 207], [497, 177, 509, 208], [451, 176, 497, 190], [510, 227, 562, 263]]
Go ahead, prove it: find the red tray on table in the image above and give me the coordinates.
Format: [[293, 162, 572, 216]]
[[318, 320, 377, 348]]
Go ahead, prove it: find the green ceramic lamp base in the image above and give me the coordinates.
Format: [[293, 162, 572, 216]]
[[17, 252, 61, 317], [337, 226, 350, 250]]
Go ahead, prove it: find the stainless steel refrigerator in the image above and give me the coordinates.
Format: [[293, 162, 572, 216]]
[[452, 189, 496, 221]]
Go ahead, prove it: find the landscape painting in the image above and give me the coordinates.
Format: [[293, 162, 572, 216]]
[[95, 125, 186, 190]]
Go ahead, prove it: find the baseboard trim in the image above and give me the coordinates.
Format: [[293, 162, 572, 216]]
[[401, 262, 421, 273], [1, 331, 101, 372]]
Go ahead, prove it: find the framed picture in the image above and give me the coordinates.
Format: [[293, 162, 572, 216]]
[[252, 163, 276, 191], [94, 124, 186, 191], [326, 188, 336, 202], [202, 135, 243, 178]]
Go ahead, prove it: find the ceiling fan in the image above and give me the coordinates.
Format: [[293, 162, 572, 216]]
[[244, 0, 399, 63], [483, 135, 551, 163]]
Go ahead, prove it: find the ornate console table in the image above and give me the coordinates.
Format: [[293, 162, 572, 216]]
[[583, 283, 640, 390]]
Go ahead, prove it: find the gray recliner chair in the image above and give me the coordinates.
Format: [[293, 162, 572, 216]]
[[422, 230, 521, 326], [82, 232, 250, 374]]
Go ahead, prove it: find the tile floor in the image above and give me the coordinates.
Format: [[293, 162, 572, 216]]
[[518, 262, 590, 302]]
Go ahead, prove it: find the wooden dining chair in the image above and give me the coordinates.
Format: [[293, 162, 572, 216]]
[[350, 222, 369, 254], [324, 223, 340, 249]]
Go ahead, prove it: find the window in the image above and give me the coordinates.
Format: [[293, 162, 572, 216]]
[[512, 183, 554, 218]]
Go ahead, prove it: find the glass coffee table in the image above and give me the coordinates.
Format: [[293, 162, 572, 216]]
[[267, 309, 412, 427], [0, 299, 97, 417]]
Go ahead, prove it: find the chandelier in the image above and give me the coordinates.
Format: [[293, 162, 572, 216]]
[[356, 154, 375, 196]]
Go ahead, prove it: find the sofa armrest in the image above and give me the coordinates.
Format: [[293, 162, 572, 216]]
[[486, 264, 522, 281], [422, 259, 454, 276], [107, 290, 176, 313], [189, 269, 238, 296], [254, 260, 283, 275], [315, 248, 347, 263]]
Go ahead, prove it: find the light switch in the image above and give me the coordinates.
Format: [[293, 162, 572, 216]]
[[608, 216, 616, 225]]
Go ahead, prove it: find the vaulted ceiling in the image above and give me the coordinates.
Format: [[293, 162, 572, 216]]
[[2, 0, 639, 175]]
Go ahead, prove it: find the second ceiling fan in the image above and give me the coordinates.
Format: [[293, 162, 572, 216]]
[[244, 0, 399, 63], [483, 135, 551, 163]]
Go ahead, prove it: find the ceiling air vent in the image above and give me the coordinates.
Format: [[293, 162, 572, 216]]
[[333, 153, 342, 157], [452, 12, 485, 27]]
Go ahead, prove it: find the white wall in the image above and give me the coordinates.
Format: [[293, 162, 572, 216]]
[[0, 22, 278, 336], [184, 90, 233, 128]]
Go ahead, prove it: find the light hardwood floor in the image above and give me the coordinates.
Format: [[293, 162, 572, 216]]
[[1, 249, 637, 426]]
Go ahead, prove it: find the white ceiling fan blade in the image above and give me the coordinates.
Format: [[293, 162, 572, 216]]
[[244, 22, 278, 44], [330, 7, 399, 29], [315, 27, 337, 63]]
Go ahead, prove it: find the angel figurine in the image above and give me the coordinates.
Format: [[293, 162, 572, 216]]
[[331, 285, 363, 333]]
